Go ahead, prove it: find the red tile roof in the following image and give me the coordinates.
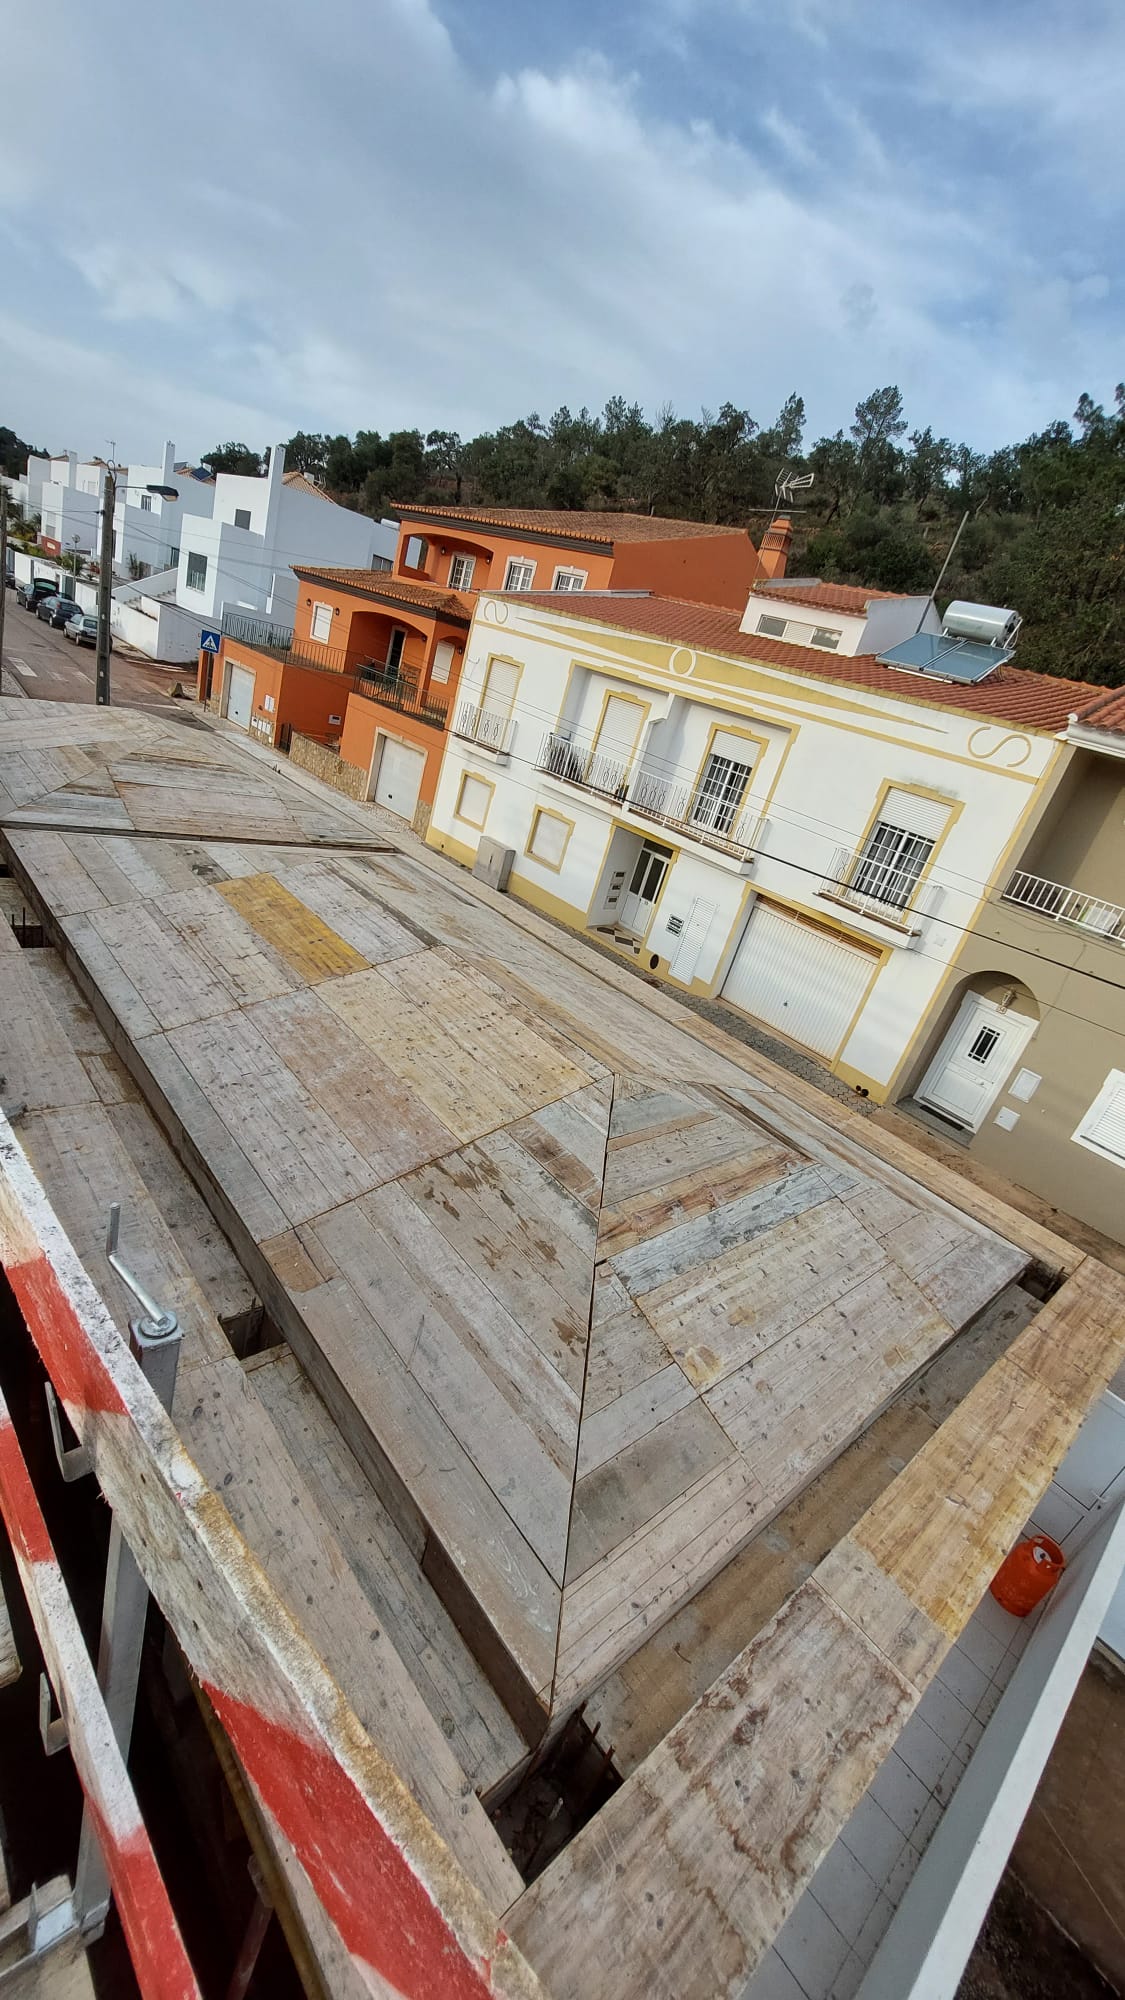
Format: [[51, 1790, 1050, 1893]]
[[282, 470, 332, 501], [751, 581, 907, 616], [294, 566, 469, 618], [515, 592, 1103, 731], [392, 504, 749, 546], [1071, 687, 1125, 733]]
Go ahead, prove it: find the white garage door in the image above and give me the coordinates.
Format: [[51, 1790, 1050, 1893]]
[[374, 736, 426, 820], [225, 663, 255, 729], [721, 901, 877, 1057]]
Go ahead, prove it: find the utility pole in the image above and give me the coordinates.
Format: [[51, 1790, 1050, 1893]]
[[94, 465, 115, 706], [0, 484, 7, 697]]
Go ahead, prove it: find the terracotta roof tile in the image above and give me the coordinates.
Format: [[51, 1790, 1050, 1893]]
[[1071, 686, 1125, 732], [282, 469, 332, 501], [392, 504, 749, 546], [514, 592, 1102, 732], [751, 581, 907, 616], [294, 566, 469, 618]]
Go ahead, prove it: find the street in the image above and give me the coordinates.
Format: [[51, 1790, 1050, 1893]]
[[0, 593, 193, 710]]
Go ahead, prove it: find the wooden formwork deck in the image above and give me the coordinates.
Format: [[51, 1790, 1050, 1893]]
[[3, 699, 1123, 2000]]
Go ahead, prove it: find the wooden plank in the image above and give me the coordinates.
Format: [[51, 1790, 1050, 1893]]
[[87, 903, 234, 1033], [245, 987, 457, 1186], [509, 1582, 916, 2000], [249, 1347, 527, 1795], [0, 1112, 546, 2000], [606, 1160, 834, 1298], [0, 1567, 18, 1690], [510, 1261, 1125, 2000], [216, 873, 368, 982], [566, 1400, 734, 1582]]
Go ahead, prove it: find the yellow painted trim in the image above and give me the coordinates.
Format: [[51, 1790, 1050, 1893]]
[[502, 616, 1047, 778], [525, 806, 576, 874], [740, 885, 888, 959], [847, 777, 965, 916], [453, 768, 496, 831], [596, 813, 679, 945], [686, 719, 770, 822], [829, 948, 891, 1067], [878, 738, 1075, 1105], [480, 651, 525, 717], [832, 1060, 891, 1103], [589, 687, 651, 773]]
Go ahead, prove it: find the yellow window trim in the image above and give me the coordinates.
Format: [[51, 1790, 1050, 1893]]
[[480, 652, 524, 717], [453, 768, 495, 831], [525, 806, 576, 874], [846, 778, 964, 915]]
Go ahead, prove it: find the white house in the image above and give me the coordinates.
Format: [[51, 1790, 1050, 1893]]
[[113, 445, 398, 663], [8, 451, 108, 558], [427, 583, 1094, 1103], [113, 440, 216, 578]]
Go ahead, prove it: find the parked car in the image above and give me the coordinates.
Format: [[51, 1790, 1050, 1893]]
[[37, 593, 81, 627], [65, 613, 101, 648], [4, 568, 16, 589], [16, 576, 60, 610]]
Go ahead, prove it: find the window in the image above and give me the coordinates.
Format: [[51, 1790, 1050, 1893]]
[[431, 640, 456, 684], [552, 567, 587, 592], [503, 557, 536, 591], [480, 657, 520, 722], [403, 535, 428, 570], [140, 493, 152, 512], [967, 1027, 1000, 1065], [449, 553, 476, 589], [810, 626, 840, 651], [527, 808, 573, 871], [1073, 1070, 1125, 1166], [689, 732, 757, 835], [454, 772, 493, 829], [233, 508, 252, 530], [756, 613, 787, 638], [850, 787, 951, 909], [311, 601, 333, 642], [185, 552, 208, 592], [168, 546, 180, 567]]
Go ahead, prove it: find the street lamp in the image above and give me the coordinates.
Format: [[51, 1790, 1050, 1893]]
[[95, 470, 179, 705]]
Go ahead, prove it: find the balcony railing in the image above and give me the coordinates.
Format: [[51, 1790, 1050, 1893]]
[[627, 770, 764, 861], [536, 734, 765, 861], [220, 609, 352, 674], [453, 701, 516, 756], [537, 731, 631, 800], [352, 662, 450, 728], [1003, 869, 1125, 942], [819, 845, 937, 928]]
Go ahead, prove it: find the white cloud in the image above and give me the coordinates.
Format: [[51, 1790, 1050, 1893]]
[[0, 0, 1119, 461]]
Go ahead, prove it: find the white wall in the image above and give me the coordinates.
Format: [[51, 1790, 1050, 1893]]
[[430, 595, 1053, 1084], [174, 444, 390, 629]]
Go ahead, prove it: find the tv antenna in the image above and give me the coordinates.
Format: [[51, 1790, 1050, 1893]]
[[774, 469, 815, 506]]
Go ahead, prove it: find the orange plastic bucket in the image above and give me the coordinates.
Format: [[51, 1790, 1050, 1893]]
[[990, 1533, 1066, 1616]]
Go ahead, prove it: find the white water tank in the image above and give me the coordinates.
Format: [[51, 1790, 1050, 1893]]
[[943, 602, 1021, 646]]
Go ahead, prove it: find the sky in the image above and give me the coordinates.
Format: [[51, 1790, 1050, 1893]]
[[0, 0, 1121, 465]]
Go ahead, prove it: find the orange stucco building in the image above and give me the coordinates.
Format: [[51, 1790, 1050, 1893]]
[[197, 504, 788, 830]]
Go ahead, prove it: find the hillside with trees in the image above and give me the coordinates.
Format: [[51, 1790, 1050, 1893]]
[[269, 387, 1125, 686]]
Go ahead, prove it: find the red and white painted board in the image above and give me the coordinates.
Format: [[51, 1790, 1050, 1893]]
[[0, 1115, 545, 2000], [0, 1382, 201, 2000]]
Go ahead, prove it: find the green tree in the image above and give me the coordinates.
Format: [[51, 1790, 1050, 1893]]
[[282, 431, 328, 478], [202, 441, 263, 476]]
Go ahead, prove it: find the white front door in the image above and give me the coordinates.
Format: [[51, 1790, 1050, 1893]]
[[916, 992, 1036, 1131], [620, 841, 672, 935], [373, 736, 426, 819]]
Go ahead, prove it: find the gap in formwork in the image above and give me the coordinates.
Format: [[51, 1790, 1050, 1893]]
[[0, 1269, 304, 2000], [488, 1707, 623, 1882]]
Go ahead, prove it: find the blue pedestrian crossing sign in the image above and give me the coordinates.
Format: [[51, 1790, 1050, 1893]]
[[200, 627, 221, 654]]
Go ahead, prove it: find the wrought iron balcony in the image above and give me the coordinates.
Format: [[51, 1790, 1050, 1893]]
[[352, 662, 450, 728], [537, 731, 631, 800], [453, 701, 515, 756], [1003, 869, 1125, 942], [819, 845, 938, 928], [627, 770, 764, 861]]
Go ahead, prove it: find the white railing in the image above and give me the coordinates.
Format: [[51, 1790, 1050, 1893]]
[[819, 845, 937, 926], [537, 731, 631, 799], [1003, 869, 1125, 942], [627, 770, 765, 860], [452, 701, 515, 756]]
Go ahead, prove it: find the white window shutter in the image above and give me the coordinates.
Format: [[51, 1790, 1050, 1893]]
[[878, 787, 953, 840]]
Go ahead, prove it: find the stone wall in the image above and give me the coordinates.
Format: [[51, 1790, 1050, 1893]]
[[288, 731, 368, 801]]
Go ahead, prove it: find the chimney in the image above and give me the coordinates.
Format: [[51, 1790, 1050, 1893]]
[[757, 515, 792, 580]]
